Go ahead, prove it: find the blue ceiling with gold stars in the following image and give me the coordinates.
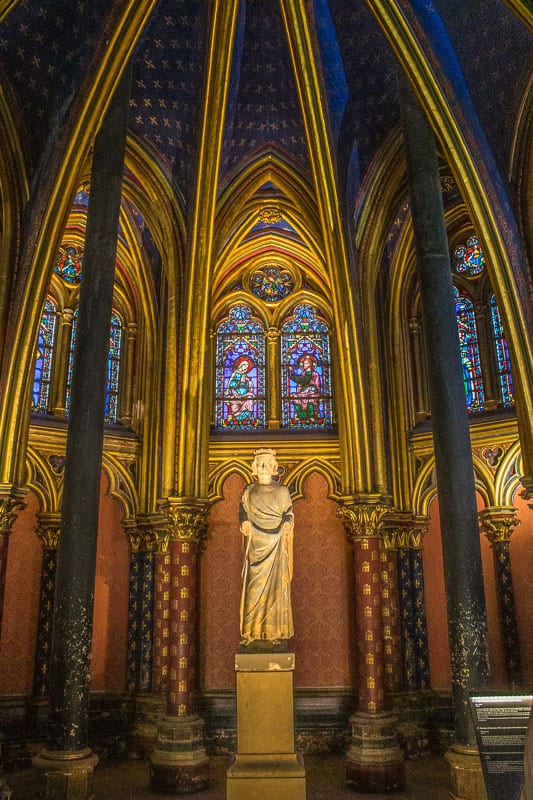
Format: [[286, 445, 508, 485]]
[[0, 0, 530, 210]]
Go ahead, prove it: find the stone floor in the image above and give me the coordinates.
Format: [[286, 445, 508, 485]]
[[7, 754, 452, 799]]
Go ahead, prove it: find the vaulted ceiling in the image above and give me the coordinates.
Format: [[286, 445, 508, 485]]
[[0, 0, 530, 216]]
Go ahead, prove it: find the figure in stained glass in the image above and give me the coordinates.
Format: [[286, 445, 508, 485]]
[[290, 353, 321, 423], [226, 355, 256, 423], [32, 299, 57, 413], [215, 304, 266, 429], [490, 294, 514, 407], [281, 303, 333, 429], [54, 243, 83, 285], [454, 287, 484, 413]]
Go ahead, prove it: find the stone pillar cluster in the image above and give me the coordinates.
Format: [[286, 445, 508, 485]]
[[149, 498, 209, 795], [338, 497, 405, 794]]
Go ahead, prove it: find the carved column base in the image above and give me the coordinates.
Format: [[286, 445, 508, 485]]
[[149, 714, 208, 794], [345, 711, 405, 793], [32, 747, 98, 800], [129, 693, 164, 758], [445, 744, 487, 800]]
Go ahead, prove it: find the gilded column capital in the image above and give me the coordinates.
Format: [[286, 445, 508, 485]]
[[0, 486, 27, 534], [478, 506, 520, 544], [60, 307, 75, 324], [381, 513, 429, 549], [36, 513, 62, 549], [126, 514, 169, 552], [266, 326, 280, 342], [337, 495, 390, 542], [159, 497, 210, 543]]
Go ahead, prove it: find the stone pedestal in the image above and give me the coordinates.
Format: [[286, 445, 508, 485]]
[[346, 711, 404, 793], [32, 748, 98, 800], [150, 714, 208, 794], [445, 744, 488, 800], [129, 693, 164, 758], [227, 652, 306, 800]]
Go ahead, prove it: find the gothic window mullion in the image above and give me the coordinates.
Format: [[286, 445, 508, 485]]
[[51, 307, 75, 417]]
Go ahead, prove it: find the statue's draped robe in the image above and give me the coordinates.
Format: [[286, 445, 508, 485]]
[[239, 481, 294, 644]]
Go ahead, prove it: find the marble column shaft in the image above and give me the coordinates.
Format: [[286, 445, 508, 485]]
[[399, 73, 490, 748], [44, 63, 131, 757]]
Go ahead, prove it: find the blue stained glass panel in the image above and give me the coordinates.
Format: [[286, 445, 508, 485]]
[[32, 299, 57, 413], [281, 304, 333, 429], [490, 294, 514, 408], [105, 312, 123, 423], [66, 310, 123, 423], [454, 287, 484, 413], [215, 305, 266, 429], [65, 309, 78, 414], [453, 236, 485, 276], [54, 243, 83, 285], [250, 265, 295, 303]]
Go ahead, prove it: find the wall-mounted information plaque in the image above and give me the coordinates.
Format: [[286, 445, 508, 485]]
[[470, 693, 532, 800]]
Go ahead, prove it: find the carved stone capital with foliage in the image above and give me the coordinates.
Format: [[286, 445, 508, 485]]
[[36, 513, 62, 549], [0, 486, 27, 535], [478, 506, 520, 544], [159, 497, 210, 543], [337, 495, 390, 542]]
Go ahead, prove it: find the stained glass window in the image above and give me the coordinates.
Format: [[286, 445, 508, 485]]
[[490, 294, 514, 408], [454, 287, 484, 413], [453, 236, 485, 276], [105, 312, 123, 423], [250, 265, 295, 303], [65, 309, 78, 414], [281, 303, 333, 429], [32, 299, 57, 413], [54, 243, 83, 285], [215, 304, 266, 429], [66, 310, 123, 423]]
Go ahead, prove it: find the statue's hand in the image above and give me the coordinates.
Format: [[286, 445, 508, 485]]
[[241, 521, 252, 537]]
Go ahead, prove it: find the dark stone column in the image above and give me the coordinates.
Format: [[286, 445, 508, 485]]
[[33, 64, 131, 799], [399, 73, 490, 798], [478, 506, 522, 685], [150, 498, 209, 794], [338, 497, 404, 793]]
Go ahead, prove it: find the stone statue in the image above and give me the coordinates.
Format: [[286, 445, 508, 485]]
[[239, 448, 294, 647]]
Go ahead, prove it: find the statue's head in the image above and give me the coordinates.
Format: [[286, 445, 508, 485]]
[[252, 448, 278, 480]]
